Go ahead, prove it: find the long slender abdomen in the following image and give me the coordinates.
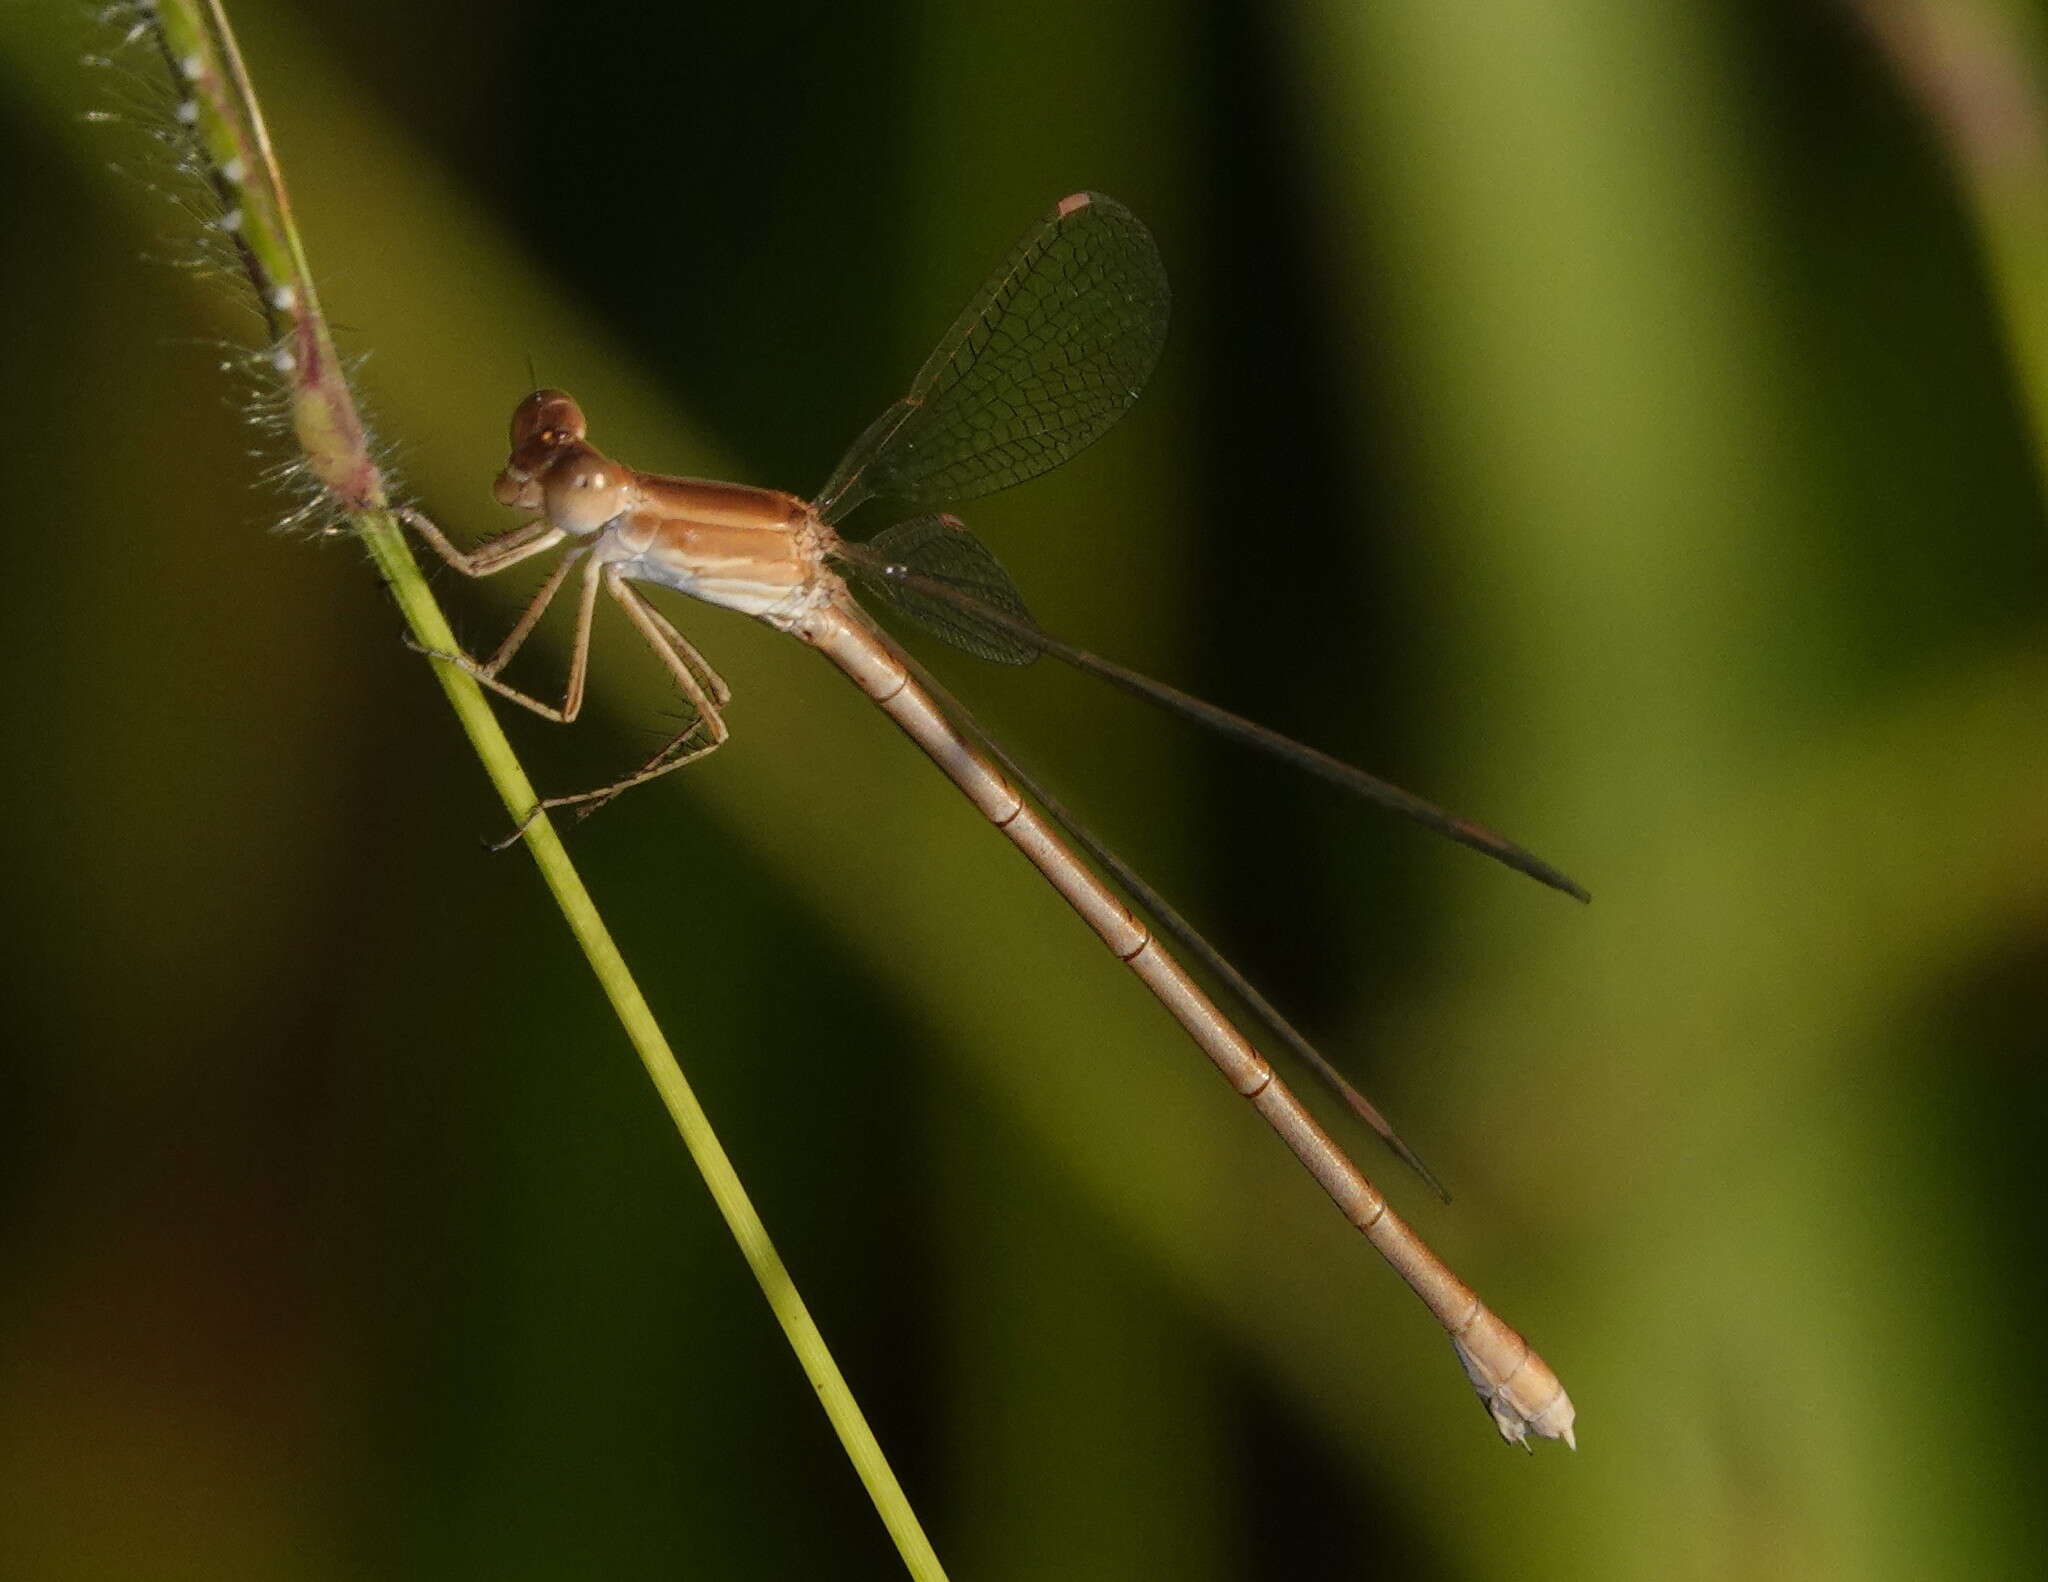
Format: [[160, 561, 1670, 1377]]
[[796, 599, 1575, 1447]]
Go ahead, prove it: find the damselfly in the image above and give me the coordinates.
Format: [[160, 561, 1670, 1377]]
[[405, 193, 1580, 1446]]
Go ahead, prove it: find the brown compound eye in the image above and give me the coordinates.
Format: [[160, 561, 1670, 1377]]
[[508, 389, 586, 449]]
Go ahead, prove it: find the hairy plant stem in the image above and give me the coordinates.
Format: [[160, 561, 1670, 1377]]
[[141, 4, 947, 1575]]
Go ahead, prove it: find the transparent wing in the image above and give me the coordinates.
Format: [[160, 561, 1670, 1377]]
[[834, 545, 1592, 901], [815, 192, 1170, 523], [835, 515, 1042, 666], [855, 619, 1451, 1199]]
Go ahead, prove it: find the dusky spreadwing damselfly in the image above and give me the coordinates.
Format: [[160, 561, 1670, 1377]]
[[404, 192, 1581, 1448]]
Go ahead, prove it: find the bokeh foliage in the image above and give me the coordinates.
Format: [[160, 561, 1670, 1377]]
[[2, 2, 2044, 1578]]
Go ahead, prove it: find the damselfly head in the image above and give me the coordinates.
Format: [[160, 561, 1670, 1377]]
[[494, 389, 618, 527]]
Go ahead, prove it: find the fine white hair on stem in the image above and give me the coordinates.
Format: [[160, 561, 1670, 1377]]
[[83, 2, 405, 540]]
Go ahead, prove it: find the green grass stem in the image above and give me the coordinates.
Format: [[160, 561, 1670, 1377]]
[[143, 4, 948, 1575]]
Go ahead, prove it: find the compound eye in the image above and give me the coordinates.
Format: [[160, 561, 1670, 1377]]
[[508, 389, 586, 448]]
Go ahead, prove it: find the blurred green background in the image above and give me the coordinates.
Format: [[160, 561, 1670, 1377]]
[[4, 1, 2046, 1577]]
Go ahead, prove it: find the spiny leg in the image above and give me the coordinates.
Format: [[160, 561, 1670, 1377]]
[[398, 510, 729, 843], [486, 710, 724, 852], [441, 551, 606, 723], [398, 507, 565, 578], [396, 506, 594, 705], [477, 551, 578, 677], [542, 717, 726, 831], [611, 580, 729, 750], [626, 584, 733, 708], [505, 577, 732, 834]]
